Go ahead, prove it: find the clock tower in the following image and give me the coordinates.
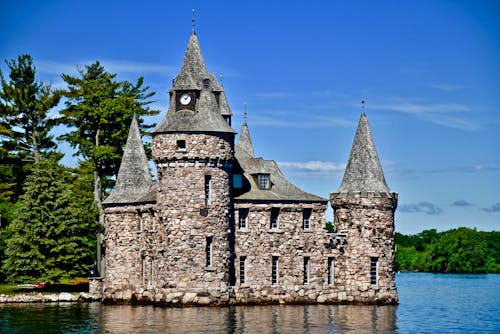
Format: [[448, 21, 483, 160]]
[[151, 30, 236, 300]]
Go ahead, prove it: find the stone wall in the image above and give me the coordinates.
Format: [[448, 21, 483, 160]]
[[330, 192, 398, 304]]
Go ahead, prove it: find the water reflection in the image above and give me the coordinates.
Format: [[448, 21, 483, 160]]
[[0, 302, 397, 333], [96, 303, 397, 334]]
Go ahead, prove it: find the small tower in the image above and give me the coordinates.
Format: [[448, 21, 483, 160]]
[[151, 31, 236, 301], [103, 117, 155, 299], [330, 111, 398, 304]]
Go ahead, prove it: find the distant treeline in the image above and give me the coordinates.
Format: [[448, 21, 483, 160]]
[[395, 228, 500, 273]]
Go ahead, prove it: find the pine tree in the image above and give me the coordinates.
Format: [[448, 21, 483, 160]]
[[2, 161, 97, 282], [59, 62, 158, 270]]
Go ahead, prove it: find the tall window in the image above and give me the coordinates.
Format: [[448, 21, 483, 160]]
[[239, 256, 246, 284], [328, 257, 334, 285], [270, 208, 280, 229], [370, 257, 379, 285], [303, 208, 312, 230], [303, 257, 310, 285], [271, 256, 279, 286], [206, 236, 213, 267], [204, 175, 211, 206], [239, 208, 249, 229], [257, 174, 270, 189]]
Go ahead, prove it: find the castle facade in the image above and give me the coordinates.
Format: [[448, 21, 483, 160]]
[[101, 31, 398, 305]]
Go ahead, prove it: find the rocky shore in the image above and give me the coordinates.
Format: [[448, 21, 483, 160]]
[[0, 292, 100, 303]]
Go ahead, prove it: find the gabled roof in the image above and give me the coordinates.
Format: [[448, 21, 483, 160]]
[[103, 118, 154, 205], [235, 123, 327, 203], [338, 113, 391, 193]]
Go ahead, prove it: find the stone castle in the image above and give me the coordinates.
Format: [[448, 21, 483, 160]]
[[100, 30, 398, 305]]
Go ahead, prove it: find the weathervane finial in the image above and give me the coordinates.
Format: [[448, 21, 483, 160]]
[[361, 98, 366, 115], [219, 73, 223, 86], [244, 102, 247, 123], [192, 8, 196, 32]]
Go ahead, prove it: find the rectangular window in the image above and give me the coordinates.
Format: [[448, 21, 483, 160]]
[[206, 236, 213, 267], [370, 257, 379, 285], [270, 208, 280, 229], [303, 257, 310, 285], [176, 139, 186, 150], [239, 256, 246, 284], [271, 256, 279, 285], [204, 175, 211, 206], [328, 257, 334, 285], [303, 208, 312, 230], [258, 174, 270, 189], [238, 208, 249, 229]]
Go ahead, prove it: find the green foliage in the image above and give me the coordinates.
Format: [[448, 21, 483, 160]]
[[325, 221, 334, 233], [59, 61, 159, 184], [0, 54, 61, 163], [2, 161, 97, 283], [395, 228, 500, 273]]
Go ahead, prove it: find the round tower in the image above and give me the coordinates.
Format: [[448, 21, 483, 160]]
[[151, 31, 236, 303], [330, 112, 398, 304]]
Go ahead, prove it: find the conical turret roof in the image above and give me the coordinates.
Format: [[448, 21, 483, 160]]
[[104, 117, 153, 204], [237, 121, 255, 157], [152, 31, 235, 134], [338, 113, 390, 193], [173, 31, 210, 90]]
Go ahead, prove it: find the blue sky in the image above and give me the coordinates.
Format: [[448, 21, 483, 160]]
[[1, 0, 499, 234]]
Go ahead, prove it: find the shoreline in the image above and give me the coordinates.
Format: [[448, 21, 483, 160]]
[[0, 292, 101, 303]]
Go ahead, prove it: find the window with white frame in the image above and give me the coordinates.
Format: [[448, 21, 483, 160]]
[[206, 236, 213, 267], [257, 173, 270, 189], [303, 208, 312, 230], [238, 208, 249, 229], [239, 256, 246, 284], [271, 256, 279, 285], [328, 257, 334, 285]]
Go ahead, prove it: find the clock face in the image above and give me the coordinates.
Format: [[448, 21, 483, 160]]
[[180, 93, 192, 105]]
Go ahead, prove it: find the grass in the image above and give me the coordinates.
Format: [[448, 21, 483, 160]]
[[0, 280, 89, 295]]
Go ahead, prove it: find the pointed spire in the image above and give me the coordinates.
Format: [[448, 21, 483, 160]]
[[173, 31, 209, 89], [338, 113, 390, 193], [237, 114, 255, 157], [104, 117, 153, 204]]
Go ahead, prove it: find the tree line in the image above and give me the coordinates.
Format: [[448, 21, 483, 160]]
[[0, 54, 159, 283], [395, 228, 500, 273]]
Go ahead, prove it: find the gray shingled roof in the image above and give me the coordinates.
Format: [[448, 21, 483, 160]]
[[237, 122, 255, 157], [152, 31, 235, 134], [218, 89, 233, 117], [235, 124, 327, 202], [338, 113, 391, 193], [103, 118, 155, 205]]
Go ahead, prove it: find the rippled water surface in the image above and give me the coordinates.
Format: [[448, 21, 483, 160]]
[[0, 273, 499, 333]]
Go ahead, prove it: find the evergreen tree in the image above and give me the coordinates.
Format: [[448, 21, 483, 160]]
[[2, 161, 97, 282], [59, 62, 158, 226], [0, 54, 61, 163]]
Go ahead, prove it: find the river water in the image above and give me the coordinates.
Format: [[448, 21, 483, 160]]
[[0, 273, 498, 333]]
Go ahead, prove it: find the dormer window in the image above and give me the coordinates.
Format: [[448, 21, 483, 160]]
[[257, 174, 270, 190], [202, 79, 210, 89]]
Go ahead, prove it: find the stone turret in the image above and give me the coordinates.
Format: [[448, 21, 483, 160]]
[[330, 112, 398, 304], [102, 117, 156, 301], [150, 30, 236, 303]]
